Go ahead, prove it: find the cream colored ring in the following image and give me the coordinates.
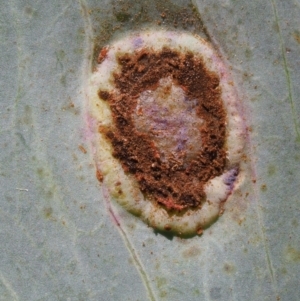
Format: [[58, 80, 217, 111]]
[[87, 30, 245, 236]]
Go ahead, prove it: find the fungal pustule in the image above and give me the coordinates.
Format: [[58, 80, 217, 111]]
[[87, 31, 245, 236]]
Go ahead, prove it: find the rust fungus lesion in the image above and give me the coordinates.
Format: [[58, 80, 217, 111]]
[[102, 48, 226, 211], [87, 31, 245, 236], [97, 46, 109, 64], [96, 169, 104, 183]]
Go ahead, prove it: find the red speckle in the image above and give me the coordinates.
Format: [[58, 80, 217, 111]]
[[98, 46, 109, 64], [197, 228, 203, 235], [164, 224, 172, 231], [157, 197, 185, 211], [96, 169, 104, 183], [78, 144, 87, 154]]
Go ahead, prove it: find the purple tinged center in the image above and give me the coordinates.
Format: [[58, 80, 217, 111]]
[[133, 77, 204, 164]]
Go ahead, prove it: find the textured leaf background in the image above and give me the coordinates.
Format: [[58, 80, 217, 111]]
[[1, 0, 300, 300]]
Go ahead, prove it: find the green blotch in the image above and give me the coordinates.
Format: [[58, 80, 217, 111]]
[[273, 22, 279, 33], [74, 48, 84, 55], [156, 277, 167, 289], [23, 105, 33, 125], [43, 207, 53, 218], [191, 6, 198, 13], [45, 190, 54, 199], [160, 291, 167, 298], [16, 132, 28, 148], [280, 267, 288, 275], [286, 246, 300, 262], [37, 168, 45, 177], [57, 49, 65, 60], [292, 219, 298, 227], [268, 165, 276, 176], [223, 262, 236, 274], [115, 12, 132, 22], [25, 6, 38, 17], [60, 74, 67, 86], [194, 289, 200, 296], [55, 50, 65, 70], [245, 48, 252, 59], [77, 27, 85, 44]]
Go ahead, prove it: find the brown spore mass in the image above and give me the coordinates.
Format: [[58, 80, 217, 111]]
[[96, 169, 104, 183], [98, 48, 226, 211]]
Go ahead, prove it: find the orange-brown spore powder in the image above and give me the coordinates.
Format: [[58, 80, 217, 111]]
[[99, 48, 226, 211]]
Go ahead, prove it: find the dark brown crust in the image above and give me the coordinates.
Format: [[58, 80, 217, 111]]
[[98, 90, 110, 101], [98, 47, 226, 211]]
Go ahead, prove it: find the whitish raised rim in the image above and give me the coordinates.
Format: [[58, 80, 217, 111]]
[[86, 30, 245, 236]]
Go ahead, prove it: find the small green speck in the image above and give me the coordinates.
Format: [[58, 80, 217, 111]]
[[245, 48, 252, 59], [37, 168, 44, 177], [16, 132, 28, 148], [286, 246, 300, 262], [57, 49, 65, 60], [115, 12, 132, 22], [23, 105, 33, 125], [60, 74, 67, 86], [156, 277, 167, 289], [272, 22, 279, 33], [194, 289, 200, 296], [159, 291, 167, 298], [268, 164, 276, 176], [76, 27, 85, 44], [44, 207, 53, 218], [223, 262, 236, 274], [25, 6, 38, 17], [45, 190, 54, 199], [292, 219, 298, 227]]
